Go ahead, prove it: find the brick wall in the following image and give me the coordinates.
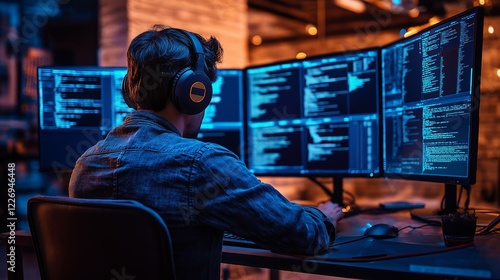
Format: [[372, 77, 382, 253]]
[[99, 0, 248, 68]]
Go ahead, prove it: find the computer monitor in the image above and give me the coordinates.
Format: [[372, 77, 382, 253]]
[[37, 66, 131, 173], [38, 66, 246, 174], [198, 69, 245, 160], [381, 7, 484, 214], [245, 48, 381, 204]]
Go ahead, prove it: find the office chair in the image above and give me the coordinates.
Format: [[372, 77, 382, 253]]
[[27, 195, 176, 280]]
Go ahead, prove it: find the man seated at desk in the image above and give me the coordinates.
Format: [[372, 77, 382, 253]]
[[68, 26, 345, 280]]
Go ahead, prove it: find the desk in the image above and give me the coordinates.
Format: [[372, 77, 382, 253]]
[[222, 211, 500, 280]]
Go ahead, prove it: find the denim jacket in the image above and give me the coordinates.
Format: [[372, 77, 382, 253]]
[[69, 110, 336, 280]]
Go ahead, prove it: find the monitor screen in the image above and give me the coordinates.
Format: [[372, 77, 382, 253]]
[[245, 48, 381, 177], [381, 7, 483, 185], [198, 69, 245, 160], [37, 66, 131, 172], [38, 67, 246, 173]]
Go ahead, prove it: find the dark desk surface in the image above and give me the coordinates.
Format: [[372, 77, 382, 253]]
[[222, 210, 500, 280]]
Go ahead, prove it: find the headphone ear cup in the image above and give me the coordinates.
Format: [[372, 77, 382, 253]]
[[172, 68, 212, 115], [121, 73, 137, 110]]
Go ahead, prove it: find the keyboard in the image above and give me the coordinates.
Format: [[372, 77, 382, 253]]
[[223, 231, 261, 249]]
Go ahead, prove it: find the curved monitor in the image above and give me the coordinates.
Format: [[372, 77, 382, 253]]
[[245, 48, 381, 177], [381, 7, 484, 185]]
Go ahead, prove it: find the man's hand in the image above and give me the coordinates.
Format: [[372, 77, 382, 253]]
[[317, 201, 345, 227]]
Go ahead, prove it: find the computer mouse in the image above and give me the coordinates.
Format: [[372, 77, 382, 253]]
[[363, 223, 399, 239]]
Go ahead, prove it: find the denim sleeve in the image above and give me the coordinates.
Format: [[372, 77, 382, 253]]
[[190, 144, 336, 255]]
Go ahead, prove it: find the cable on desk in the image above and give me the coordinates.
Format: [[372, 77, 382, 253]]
[[330, 236, 369, 247], [308, 177, 358, 210], [330, 224, 430, 249], [462, 184, 471, 211], [398, 224, 431, 232], [297, 242, 474, 263], [476, 214, 500, 235], [474, 208, 500, 215]]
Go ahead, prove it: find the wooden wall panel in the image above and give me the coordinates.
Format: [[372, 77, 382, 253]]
[[99, 0, 128, 66], [99, 0, 247, 68], [128, 0, 247, 68]]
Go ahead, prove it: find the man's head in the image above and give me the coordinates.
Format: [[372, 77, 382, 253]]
[[123, 26, 223, 114]]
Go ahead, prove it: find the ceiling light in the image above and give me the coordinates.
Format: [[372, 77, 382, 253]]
[[333, 0, 366, 14], [488, 25, 494, 34]]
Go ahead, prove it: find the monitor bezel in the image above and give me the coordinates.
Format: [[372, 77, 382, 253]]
[[380, 6, 484, 186]]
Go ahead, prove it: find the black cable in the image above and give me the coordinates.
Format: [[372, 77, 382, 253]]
[[330, 235, 368, 247], [457, 185, 463, 209], [475, 208, 500, 214], [343, 189, 356, 205], [476, 214, 500, 235], [314, 242, 473, 262], [331, 224, 430, 248], [462, 184, 471, 211], [289, 230, 473, 263], [398, 224, 431, 231], [308, 177, 333, 197], [308, 177, 359, 211]]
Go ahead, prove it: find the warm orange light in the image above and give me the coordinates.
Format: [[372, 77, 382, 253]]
[[488, 25, 495, 34], [408, 8, 419, 18], [404, 27, 419, 38], [306, 24, 317, 36], [251, 35, 262, 46], [296, 52, 307, 59], [428, 16, 441, 25]]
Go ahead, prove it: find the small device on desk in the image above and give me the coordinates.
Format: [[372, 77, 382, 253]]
[[363, 223, 399, 239], [379, 201, 425, 210]]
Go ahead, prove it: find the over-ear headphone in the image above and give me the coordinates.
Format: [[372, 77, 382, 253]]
[[121, 74, 136, 110], [121, 30, 213, 115], [171, 32, 213, 115]]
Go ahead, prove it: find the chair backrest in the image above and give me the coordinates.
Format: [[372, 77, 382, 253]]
[[27, 195, 176, 280]]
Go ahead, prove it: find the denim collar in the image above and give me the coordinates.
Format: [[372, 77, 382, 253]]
[[124, 110, 181, 136]]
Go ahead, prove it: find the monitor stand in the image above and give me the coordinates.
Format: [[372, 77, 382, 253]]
[[331, 176, 359, 215], [410, 183, 459, 225], [331, 177, 344, 206], [308, 176, 359, 216]]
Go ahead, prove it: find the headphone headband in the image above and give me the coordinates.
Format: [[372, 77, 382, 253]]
[[185, 32, 205, 75]]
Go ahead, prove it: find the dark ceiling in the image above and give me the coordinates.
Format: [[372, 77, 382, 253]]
[[247, 0, 497, 45], [12, 0, 500, 48]]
